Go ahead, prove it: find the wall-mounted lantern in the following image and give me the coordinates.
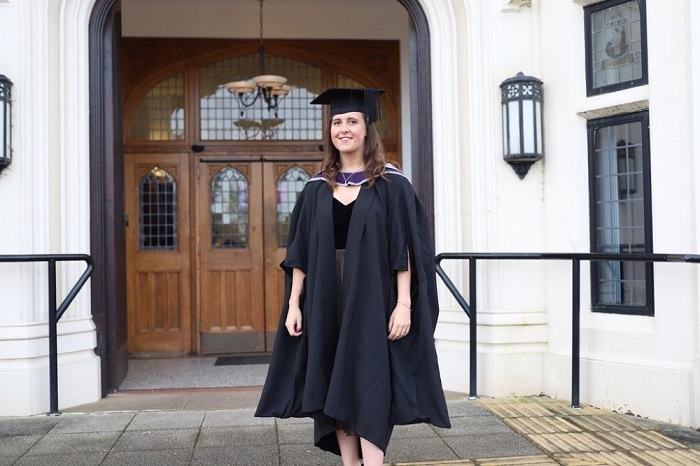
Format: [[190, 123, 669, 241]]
[[500, 72, 543, 179], [0, 75, 12, 174]]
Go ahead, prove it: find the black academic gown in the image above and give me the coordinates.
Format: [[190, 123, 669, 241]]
[[254, 170, 451, 455]]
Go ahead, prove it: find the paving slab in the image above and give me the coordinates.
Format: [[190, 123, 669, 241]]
[[111, 428, 200, 452], [2, 392, 700, 465], [24, 431, 120, 456], [125, 410, 204, 430], [50, 412, 135, 433], [12, 452, 108, 466]]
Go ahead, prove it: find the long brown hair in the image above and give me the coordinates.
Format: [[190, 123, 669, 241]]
[[321, 115, 387, 188]]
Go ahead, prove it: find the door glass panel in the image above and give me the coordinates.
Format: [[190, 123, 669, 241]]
[[129, 74, 185, 141], [139, 167, 177, 250], [337, 74, 392, 140], [277, 166, 310, 247], [211, 167, 249, 248], [200, 54, 322, 141]]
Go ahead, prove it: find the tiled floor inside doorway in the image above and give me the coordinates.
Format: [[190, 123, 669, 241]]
[[119, 355, 269, 391]]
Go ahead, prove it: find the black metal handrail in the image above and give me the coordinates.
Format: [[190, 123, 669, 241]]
[[434, 252, 700, 408], [0, 254, 94, 415]]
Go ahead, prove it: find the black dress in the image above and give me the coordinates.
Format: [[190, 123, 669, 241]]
[[255, 168, 450, 455]]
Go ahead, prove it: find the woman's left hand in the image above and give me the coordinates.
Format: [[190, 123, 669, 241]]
[[388, 304, 411, 340]]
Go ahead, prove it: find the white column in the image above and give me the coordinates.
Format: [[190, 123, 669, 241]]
[[425, 0, 549, 396], [0, 0, 100, 416], [691, 0, 700, 430]]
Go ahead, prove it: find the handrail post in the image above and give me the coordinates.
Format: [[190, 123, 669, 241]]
[[469, 258, 477, 399], [571, 258, 581, 409], [48, 259, 60, 416]]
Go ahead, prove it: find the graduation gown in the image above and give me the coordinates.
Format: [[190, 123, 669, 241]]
[[254, 168, 451, 455]]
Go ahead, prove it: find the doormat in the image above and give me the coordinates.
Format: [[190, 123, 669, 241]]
[[214, 354, 272, 366]]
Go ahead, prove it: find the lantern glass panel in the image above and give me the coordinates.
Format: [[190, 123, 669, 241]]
[[507, 100, 520, 156], [522, 99, 535, 154], [502, 104, 509, 156], [536, 101, 542, 155], [0, 107, 5, 157]]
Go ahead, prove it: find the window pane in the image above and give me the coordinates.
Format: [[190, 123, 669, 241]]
[[587, 0, 645, 94], [591, 117, 648, 307], [139, 167, 177, 250], [130, 74, 185, 141], [200, 55, 323, 141], [211, 167, 249, 248], [277, 167, 310, 247]]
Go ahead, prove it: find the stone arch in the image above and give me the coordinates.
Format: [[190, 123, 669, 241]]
[[87, 0, 435, 394]]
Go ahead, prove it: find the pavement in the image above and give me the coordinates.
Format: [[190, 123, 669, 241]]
[[2, 387, 700, 465]]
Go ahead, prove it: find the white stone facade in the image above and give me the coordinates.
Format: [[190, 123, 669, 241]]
[[0, 0, 697, 429]]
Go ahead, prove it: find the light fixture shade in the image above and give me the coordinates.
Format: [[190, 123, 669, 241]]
[[270, 84, 292, 96], [0, 74, 12, 174], [252, 74, 287, 89], [500, 72, 543, 179], [225, 81, 256, 94]]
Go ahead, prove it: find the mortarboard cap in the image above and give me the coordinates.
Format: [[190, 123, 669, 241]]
[[310, 88, 385, 123]]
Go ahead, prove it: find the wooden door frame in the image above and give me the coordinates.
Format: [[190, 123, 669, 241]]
[[89, 0, 127, 396], [88, 0, 434, 394]]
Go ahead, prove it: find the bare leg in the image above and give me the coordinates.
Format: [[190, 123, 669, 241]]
[[360, 437, 385, 466], [336, 430, 361, 466]]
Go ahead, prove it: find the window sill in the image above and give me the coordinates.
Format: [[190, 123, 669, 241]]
[[576, 85, 649, 120], [572, 0, 606, 6]]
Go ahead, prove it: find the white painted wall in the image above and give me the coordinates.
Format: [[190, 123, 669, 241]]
[[434, 0, 699, 429], [543, 0, 697, 426], [0, 0, 99, 416], [0, 0, 697, 428]]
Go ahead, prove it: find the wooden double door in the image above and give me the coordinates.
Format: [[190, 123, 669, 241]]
[[125, 152, 320, 354]]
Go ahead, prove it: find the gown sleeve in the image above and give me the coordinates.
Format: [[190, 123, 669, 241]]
[[254, 184, 314, 418], [387, 174, 440, 327], [385, 173, 451, 429], [281, 187, 310, 273], [388, 179, 410, 273]]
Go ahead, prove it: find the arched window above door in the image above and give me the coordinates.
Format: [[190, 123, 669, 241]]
[[129, 74, 185, 141], [200, 54, 322, 141], [123, 40, 400, 153]]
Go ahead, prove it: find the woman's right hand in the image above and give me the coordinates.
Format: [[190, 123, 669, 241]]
[[285, 305, 303, 337]]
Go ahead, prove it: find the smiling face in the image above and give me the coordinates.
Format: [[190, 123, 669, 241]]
[[330, 111, 367, 158]]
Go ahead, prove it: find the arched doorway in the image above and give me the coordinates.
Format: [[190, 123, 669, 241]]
[[89, 0, 434, 394], [121, 39, 400, 355]]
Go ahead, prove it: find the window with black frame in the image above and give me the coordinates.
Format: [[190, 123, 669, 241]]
[[588, 111, 653, 315], [584, 0, 648, 96]]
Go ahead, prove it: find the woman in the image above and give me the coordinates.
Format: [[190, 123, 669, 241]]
[[255, 88, 450, 465]]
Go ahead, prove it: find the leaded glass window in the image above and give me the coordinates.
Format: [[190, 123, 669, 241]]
[[277, 167, 310, 247], [585, 0, 648, 95], [139, 167, 177, 250], [337, 75, 392, 140], [588, 111, 653, 315], [200, 54, 322, 141], [129, 74, 185, 141], [211, 167, 249, 248]]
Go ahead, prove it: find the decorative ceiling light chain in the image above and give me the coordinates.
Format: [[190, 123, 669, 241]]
[[225, 0, 292, 118]]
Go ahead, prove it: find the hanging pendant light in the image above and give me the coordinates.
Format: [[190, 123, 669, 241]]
[[225, 0, 292, 117]]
